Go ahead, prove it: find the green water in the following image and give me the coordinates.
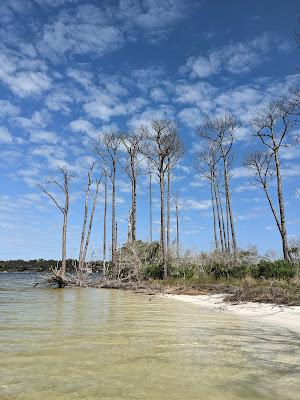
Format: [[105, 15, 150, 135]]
[[0, 274, 299, 400]]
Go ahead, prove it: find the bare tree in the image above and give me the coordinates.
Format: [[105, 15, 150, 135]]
[[198, 114, 238, 256], [194, 142, 228, 252], [78, 164, 94, 271], [102, 169, 108, 276], [141, 120, 184, 276], [37, 165, 71, 282], [78, 164, 102, 279], [173, 191, 182, 260], [252, 99, 297, 261], [245, 151, 282, 231], [95, 131, 122, 270], [166, 144, 184, 257], [120, 131, 144, 242], [149, 170, 153, 242]]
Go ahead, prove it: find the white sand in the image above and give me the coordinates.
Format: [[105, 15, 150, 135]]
[[164, 293, 300, 332]]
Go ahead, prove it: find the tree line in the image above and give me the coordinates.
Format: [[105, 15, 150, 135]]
[[37, 89, 300, 284]]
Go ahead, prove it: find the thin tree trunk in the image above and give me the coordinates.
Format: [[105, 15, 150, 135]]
[[212, 175, 224, 251], [103, 176, 107, 276], [61, 212, 67, 278], [225, 194, 231, 252], [111, 160, 116, 269], [274, 150, 291, 261], [263, 185, 282, 233], [82, 181, 100, 262], [210, 175, 218, 250], [223, 157, 237, 255], [115, 221, 118, 252], [159, 170, 166, 277], [176, 200, 179, 259], [132, 173, 137, 242], [167, 165, 171, 256], [149, 172, 153, 242], [79, 173, 92, 269], [215, 175, 227, 252]]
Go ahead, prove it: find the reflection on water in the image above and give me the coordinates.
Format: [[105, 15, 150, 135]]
[[0, 273, 299, 400]]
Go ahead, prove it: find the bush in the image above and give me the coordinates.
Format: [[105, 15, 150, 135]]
[[143, 263, 164, 280], [251, 260, 296, 279], [205, 259, 296, 280]]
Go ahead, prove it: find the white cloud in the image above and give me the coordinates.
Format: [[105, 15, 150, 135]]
[[183, 33, 285, 78], [0, 100, 20, 117], [14, 110, 51, 130], [117, 0, 193, 41], [38, 4, 124, 60], [84, 93, 126, 121], [0, 126, 13, 143], [234, 184, 257, 193], [30, 130, 59, 144], [70, 119, 98, 138], [178, 107, 203, 127], [0, 45, 51, 97], [128, 105, 175, 128], [231, 167, 252, 179], [182, 199, 211, 210]]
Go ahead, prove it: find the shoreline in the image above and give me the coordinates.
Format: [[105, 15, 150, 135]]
[[163, 293, 300, 332]]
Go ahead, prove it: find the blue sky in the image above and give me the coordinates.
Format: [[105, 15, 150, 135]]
[[0, 0, 299, 260]]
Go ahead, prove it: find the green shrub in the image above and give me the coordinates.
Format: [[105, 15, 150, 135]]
[[143, 263, 164, 280], [205, 262, 232, 278], [206, 259, 296, 280], [251, 260, 296, 279]]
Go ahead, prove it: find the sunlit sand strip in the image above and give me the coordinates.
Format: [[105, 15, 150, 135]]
[[164, 293, 300, 332]]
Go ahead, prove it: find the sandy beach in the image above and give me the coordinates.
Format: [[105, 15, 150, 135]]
[[164, 293, 300, 332]]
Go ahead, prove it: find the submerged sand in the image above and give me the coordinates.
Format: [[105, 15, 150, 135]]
[[164, 293, 300, 332]]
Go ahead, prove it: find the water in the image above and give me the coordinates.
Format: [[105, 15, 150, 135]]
[[0, 273, 299, 400]]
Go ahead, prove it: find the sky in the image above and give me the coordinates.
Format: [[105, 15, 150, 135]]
[[0, 0, 299, 261]]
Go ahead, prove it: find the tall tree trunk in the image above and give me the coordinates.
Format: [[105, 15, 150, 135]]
[[115, 221, 118, 252], [61, 212, 67, 279], [79, 176, 92, 269], [176, 199, 179, 260], [215, 175, 227, 252], [149, 172, 153, 242], [111, 160, 116, 269], [159, 170, 166, 277], [83, 182, 100, 262], [223, 157, 237, 256], [103, 177, 107, 276], [131, 174, 137, 241], [274, 150, 291, 261], [212, 175, 224, 251], [210, 175, 218, 250], [167, 165, 171, 257]]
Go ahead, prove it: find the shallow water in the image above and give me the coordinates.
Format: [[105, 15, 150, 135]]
[[0, 273, 299, 400]]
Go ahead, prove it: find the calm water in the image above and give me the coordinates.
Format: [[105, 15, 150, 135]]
[[0, 273, 299, 400]]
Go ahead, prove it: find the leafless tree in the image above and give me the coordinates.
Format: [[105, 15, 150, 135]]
[[140, 120, 184, 276], [78, 164, 94, 271], [37, 165, 71, 282], [194, 142, 228, 252], [173, 191, 182, 260], [252, 99, 297, 261], [195, 146, 218, 250], [102, 169, 108, 276], [149, 170, 153, 242], [95, 131, 122, 270], [78, 164, 102, 278], [245, 151, 280, 229], [198, 113, 238, 256], [166, 145, 184, 257], [120, 131, 144, 242]]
